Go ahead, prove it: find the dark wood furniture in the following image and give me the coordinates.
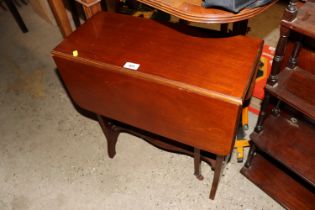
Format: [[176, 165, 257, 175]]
[[51, 12, 263, 199], [48, 0, 102, 37], [136, 0, 278, 35], [241, 0, 315, 209], [136, 0, 277, 23]]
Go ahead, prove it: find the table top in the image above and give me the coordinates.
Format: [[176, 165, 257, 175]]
[[52, 12, 263, 155], [52, 12, 263, 104], [137, 0, 278, 23]]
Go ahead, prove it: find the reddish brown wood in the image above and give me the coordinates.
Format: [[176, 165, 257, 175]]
[[77, 0, 102, 19], [209, 155, 225, 200], [267, 25, 290, 86], [137, 0, 277, 24], [254, 92, 271, 133], [97, 115, 119, 158], [282, 0, 315, 39], [97, 115, 217, 169], [266, 67, 315, 119], [52, 12, 262, 199], [282, 38, 315, 75], [241, 153, 315, 210], [266, 0, 315, 86], [282, 0, 298, 22], [48, 0, 72, 37], [245, 0, 315, 207], [52, 12, 263, 156], [287, 38, 302, 69], [194, 148, 204, 180], [256, 1, 315, 133], [97, 115, 223, 196], [251, 113, 315, 186]]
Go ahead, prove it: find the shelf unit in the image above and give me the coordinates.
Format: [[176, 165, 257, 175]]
[[250, 113, 315, 186], [241, 0, 315, 209], [266, 67, 315, 119], [241, 153, 315, 210]]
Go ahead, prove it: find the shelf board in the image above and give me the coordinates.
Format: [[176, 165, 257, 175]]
[[282, 0, 315, 39], [241, 153, 315, 210], [251, 113, 315, 186], [266, 67, 315, 120]]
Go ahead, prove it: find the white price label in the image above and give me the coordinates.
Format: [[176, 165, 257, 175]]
[[123, 62, 140, 70]]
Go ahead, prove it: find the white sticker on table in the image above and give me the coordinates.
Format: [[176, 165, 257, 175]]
[[123, 62, 140, 70]]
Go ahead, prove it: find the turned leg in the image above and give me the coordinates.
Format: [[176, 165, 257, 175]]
[[97, 115, 120, 158], [287, 38, 302, 69], [209, 155, 225, 200], [267, 25, 290, 86], [254, 92, 271, 133], [194, 148, 204, 180]]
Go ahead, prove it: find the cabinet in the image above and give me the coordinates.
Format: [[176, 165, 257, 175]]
[[240, 0, 315, 209]]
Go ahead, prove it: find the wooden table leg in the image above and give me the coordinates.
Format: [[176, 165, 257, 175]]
[[48, 0, 72, 37], [220, 23, 229, 34], [232, 19, 249, 35], [96, 116, 226, 199], [105, 0, 117, 12], [76, 0, 102, 19], [209, 155, 225, 200], [97, 115, 120, 158], [194, 148, 204, 180], [69, 0, 81, 28]]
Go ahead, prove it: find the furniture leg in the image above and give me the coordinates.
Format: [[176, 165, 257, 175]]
[[209, 155, 225, 200], [287, 38, 302, 69], [4, 0, 28, 33], [105, 0, 117, 12], [97, 115, 120, 158], [220, 23, 229, 34], [254, 92, 271, 133], [48, 0, 72, 37], [194, 148, 204, 180], [283, 0, 298, 21], [69, 0, 81, 28], [267, 25, 290, 86], [77, 0, 102, 19], [232, 19, 248, 35]]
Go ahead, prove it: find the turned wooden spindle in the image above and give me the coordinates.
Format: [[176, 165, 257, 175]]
[[267, 0, 299, 86], [287, 38, 302, 69], [283, 0, 298, 22]]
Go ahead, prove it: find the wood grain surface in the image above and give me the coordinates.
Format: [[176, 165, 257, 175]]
[[137, 0, 278, 23], [52, 12, 263, 156]]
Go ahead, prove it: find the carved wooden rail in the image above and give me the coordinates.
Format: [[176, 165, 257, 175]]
[[48, 0, 277, 37], [137, 0, 277, 24]]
